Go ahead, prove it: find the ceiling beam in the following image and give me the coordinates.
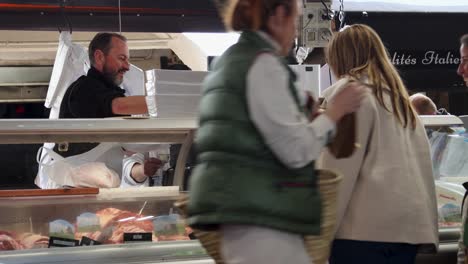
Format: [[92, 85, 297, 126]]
[[0, 1, 225, 32]]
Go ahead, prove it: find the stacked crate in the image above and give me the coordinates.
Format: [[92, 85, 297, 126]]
[[145, 69, 207, 118]]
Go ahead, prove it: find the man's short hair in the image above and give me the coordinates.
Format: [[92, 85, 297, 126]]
[[461, 34, 468, 46], [409, 93, 437, 115], [88, 33, 127, 66]]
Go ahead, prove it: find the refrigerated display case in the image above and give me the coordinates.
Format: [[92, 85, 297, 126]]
[[0, 186, 214, 264], [0, 117, 215, 264], [0, 116, 466, 264], [416, 115, 465, 264]]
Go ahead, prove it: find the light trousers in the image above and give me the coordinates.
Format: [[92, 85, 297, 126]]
[[220, 224, 312, 264]]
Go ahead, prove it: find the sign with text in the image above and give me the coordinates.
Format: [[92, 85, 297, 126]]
[[390, 50, 460, 68]]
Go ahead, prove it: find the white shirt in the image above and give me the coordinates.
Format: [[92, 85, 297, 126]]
[[246, 32, 336, 169], [120, 153, 150, 188]]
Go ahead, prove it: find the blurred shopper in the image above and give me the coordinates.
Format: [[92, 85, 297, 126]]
[[319, 24, 438, 264], [409, 93, 437, 115], [457, 34, 468, 87], [186, 0, 365, 263], [456, 33, 468, 264], [409, 93, 450, 116]]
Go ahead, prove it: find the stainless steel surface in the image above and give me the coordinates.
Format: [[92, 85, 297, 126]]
[[174, 130, 194, 188], [0, 98, 45, 103], [0, 118, 197, 144], [416, 243, 458, 264], [0, 241, 210, 264], [0, 66, 52, 85], [420, 115, 464, 127], [0, 85, 47, 102], [439, 227, 460, 243]]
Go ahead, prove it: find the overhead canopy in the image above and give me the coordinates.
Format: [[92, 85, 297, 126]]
[[331, 0, 468, 13], [0, 0, 225, 32], [0, 1, 467, 32]]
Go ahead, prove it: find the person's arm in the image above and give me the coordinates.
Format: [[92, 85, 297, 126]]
[[247, 54, 336, 169], [121, 153, 161, 187], [130, 157, 162, 182], [121, 153, 147, 187], [112, 96, 148, 115], [247, 54, 363, 169], [317, 94, 374, 232]]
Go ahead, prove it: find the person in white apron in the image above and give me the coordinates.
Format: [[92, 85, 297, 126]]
[[35, 32, 162, 189]]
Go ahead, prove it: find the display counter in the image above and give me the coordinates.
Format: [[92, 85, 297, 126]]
[[0, 118, 207, 264], [416, 116, 466, 264], [0, 186, 211, 263], [0, 116, 464, 264]]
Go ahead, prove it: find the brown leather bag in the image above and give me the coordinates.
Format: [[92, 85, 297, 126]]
[[318, 77, 359, 159], [308, 94, 356, 159], [327, 112, 356, 159]]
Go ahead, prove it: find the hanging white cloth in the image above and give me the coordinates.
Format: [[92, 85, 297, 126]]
[[45, 31, 90, 119]]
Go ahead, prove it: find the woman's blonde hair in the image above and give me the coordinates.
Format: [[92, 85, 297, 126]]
[[326, 24, 416, 129], [219, 0, 294, 31]]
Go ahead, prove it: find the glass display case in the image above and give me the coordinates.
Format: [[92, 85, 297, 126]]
[[0, 118, 213, 264], [417, 115, 465, 264], [0, 116, 465, 264], [0, 186, 214, 264], [0, 187, 188, 248], [422, 115, 466, 230]]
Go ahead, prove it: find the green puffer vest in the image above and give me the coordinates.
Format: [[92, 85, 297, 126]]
[[187, 31, 322, 235]]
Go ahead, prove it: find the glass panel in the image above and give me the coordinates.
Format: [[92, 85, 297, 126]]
[[430, 130, 468, 229], [0, 188, 192, 251]]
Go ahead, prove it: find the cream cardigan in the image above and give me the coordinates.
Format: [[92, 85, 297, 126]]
[[318, 79, 438, 252]]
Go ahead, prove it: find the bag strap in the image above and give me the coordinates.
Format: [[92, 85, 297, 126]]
[[462, 182, 468, 246], [462, 182, 468, 215], [37, 146, 64, 165]]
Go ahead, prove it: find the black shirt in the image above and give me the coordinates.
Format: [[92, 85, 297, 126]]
[[59, 67, 126, 118], [56, 67, 126, 157]]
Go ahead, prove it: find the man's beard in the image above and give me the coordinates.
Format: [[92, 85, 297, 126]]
[[102, 64, 125, 86]]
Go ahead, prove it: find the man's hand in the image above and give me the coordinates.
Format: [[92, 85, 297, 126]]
[[305, 91, 321, 121], [143, 158, 163, 177], [131, 158, 163, 183]]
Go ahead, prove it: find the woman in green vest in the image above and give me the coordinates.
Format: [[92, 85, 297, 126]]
[[187, 0, 365, 263]]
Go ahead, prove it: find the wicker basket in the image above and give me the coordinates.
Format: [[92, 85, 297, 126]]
[[303, 169, 342, 264], [175, 169, 342, 264]]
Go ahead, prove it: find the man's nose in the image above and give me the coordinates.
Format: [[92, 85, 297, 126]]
[[457, 63, 464, 76], [122, 61, 130, 71]]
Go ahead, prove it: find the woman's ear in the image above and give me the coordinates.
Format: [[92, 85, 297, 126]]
[[266, 5, 287, 40]]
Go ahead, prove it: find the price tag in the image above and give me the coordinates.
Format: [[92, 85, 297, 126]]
[[123, 232, 152, 243], [48, 236, 79, 248], [80, 236, 102, 246]]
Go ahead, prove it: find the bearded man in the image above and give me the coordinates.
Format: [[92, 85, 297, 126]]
[[59, 32, 147, 119], [55, 33, 161, 183]]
